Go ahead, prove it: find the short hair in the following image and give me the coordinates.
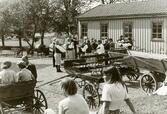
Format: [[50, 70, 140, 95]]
[[17, 62, 26, 69], [103, 66, 123, 84], [1, 61, 12, 69], [61, 78, 77, 95], [22, 55, 28, 61]]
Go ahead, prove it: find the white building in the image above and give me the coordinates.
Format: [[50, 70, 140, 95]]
[[77, 0, 167, 54]]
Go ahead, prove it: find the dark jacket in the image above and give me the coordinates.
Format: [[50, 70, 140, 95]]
[[27, 63, 37, 80]]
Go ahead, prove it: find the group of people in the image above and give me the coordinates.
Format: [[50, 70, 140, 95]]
[[117, 35, 133, 50], [79, 37, 115, 57], [45, 66, 136, 114], [50, 35, 134, 73], [0, 55, 37, 84]]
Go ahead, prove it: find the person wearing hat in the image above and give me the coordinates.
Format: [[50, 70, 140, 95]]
[[0, 61, 17, 84], [99, 66, 136, 114], [16, 62, 34, 82], [22, 55, 37, 80]]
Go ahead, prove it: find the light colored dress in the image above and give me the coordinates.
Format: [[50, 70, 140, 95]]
[[101, 83, 128, 111]]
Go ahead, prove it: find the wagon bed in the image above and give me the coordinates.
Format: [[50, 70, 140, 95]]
[[0, 80, 48, 114], [0, 81, 35, 101]]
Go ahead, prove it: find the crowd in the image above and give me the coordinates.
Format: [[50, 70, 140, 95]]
[[0, 35, 135, 114], [0, 55, 136, 114], [49, 36, 117, 72]]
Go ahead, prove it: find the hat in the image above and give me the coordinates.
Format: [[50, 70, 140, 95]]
[[1, 61, 12, 69], [17, 61, 26, 69]]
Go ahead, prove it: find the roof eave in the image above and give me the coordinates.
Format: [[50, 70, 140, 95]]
[[77, 13, 167, 21]]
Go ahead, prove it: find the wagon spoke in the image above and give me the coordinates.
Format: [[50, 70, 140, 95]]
[[39, 107, 44, 113], [140, 74, 157, 94], [83, 84, 100, 109]]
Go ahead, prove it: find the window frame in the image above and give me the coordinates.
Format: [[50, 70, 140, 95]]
[[81, 23, 88, 39], [100, 23, 108, 39], [123, 22, 133, 39], [151, 21, 163, 41]]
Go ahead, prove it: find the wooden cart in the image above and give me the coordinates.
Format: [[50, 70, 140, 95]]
[[63, 48, 137, 108], [123, 55, 167, 94], [0, 81, 48, 114]]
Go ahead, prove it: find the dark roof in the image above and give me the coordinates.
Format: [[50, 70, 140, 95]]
[[78, 0, 167, 20]]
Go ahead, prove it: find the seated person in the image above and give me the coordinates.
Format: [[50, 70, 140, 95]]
[[58, 78, 89, 114], [16, 62, 34, 82], [0, 61, 17, 84]]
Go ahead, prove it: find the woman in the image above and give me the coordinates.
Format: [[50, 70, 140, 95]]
[[54, 40, 66, 72], [101, 66, 136, 114], [58, 78, 89, 114], [66, 38, 75, 59]]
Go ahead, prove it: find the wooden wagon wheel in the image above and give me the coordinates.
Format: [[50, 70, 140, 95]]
[[83, 83, 100, 109], [32, 89, 48, 114], [140, 74, 157, 94]]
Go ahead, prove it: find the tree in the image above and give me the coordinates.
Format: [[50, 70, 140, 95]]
[[100, 0, 149, 4]]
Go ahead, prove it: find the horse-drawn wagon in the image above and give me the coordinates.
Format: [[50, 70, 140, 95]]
[[62, 48, 167, 108], [0, 81, 48, 114], [63, 48, 140, 108]]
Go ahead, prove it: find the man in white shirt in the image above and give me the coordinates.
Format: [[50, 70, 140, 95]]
[[0, 61, 17, 84], [96, 40, 105, 54]]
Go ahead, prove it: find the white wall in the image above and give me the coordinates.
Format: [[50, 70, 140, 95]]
[[79, 17, 167, 54]]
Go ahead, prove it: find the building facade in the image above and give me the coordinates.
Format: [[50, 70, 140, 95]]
[[77, 0, 167, 54]]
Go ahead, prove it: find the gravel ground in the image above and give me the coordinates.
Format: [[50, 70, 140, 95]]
[[0, 56, 167, 114]]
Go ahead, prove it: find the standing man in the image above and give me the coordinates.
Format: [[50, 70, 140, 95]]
[[49, 41, 56, 67], [22, 55, 37, 81], [72, 35, 79, 59], [52, 42, 56, 67]]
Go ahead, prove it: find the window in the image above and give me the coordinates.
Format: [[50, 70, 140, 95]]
[[100, 23, 108, 38], [81, 23, 88, 38], [152, 22, 162, 39], [123, 22, 133, 38]]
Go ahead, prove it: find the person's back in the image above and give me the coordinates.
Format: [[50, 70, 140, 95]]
[[59, 94, 89, 114], [58, 78, 89, 114], [102, 83, 128, 110], [0, 61, 17, 84], [0, 69, 16, 84], [17, 68, 34, 82]]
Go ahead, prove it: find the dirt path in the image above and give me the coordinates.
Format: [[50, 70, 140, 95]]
[[0, 56, 167, 114]]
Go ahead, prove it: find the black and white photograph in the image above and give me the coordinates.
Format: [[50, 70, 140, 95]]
[[0, 0, 167, 113]]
